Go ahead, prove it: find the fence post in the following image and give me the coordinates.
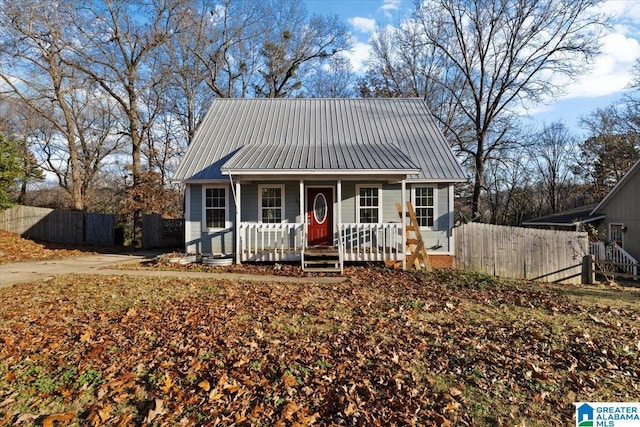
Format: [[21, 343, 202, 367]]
[[582, 254, 594, 285]]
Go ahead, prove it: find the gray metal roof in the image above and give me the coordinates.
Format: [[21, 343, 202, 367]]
[[173, 98, 467, 181], [222, 143, 420, 173]]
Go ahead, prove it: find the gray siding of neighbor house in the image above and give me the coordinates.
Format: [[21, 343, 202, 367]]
[[186, 184, 235, 255], [188, 181, 453, 255], [595, 168, 640, 260]]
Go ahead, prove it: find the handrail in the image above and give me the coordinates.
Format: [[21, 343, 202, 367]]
[[590, 241, 638, 279], [611, 242, 638, 279]]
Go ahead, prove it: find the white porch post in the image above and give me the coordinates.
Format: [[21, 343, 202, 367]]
[[448, 184, 454, 256], [401, 179, 407, 270], [235, 181, 241, 264], [299, 180, 304, 223], [299, 180, 305, 248], [337, 179, 342, 241], [184, 184, 191, 254]]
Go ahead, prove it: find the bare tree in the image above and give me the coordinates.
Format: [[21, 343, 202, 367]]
[[359, 22, 469, 144], [408, 0, 605, 216], [64, 0, 188, 237], [529, 122, 576, 214], [187, 0, 264, 99], [160, 0, 214, 145], [304, 54, 355, 98], [484, 155, 535, 225], [254, 0, 351, 98], [0, 0, 123, 210]]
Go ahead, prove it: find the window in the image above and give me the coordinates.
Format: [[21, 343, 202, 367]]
[[259, 185, 285, 223], [413, 186, 435, 228], [356, 185, 382, 223], [203, 186, 227, 230]]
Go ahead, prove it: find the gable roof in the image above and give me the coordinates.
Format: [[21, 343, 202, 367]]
[[591, 158, 640, 215], [172, 98, 466, 182]]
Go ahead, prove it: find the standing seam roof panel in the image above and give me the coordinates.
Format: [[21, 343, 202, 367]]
[[172, 98, 466, 181]]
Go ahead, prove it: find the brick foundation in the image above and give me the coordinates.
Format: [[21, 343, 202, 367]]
[[427, 255, 455, 269]]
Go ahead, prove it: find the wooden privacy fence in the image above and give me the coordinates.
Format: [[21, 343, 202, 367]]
[[0, 205, 114, 246], [142, 214, 184, 249], [455, 223, 589, 284]]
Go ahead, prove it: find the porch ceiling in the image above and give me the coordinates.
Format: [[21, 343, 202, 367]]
[[221, 143, 421, 175]]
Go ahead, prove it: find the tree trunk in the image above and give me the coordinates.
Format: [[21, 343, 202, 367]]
[[129, 93, 143, 245]]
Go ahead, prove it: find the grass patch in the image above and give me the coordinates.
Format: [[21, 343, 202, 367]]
[[0, 270, 638, 425]]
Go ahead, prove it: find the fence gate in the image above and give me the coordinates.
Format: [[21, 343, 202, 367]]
[[142, 214, 184, 249]]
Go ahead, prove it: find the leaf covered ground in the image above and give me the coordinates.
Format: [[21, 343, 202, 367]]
[[0, 230, 91, 264], [0, 269, 639, 426]]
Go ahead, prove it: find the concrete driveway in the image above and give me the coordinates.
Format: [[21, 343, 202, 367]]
[[0, 253, 156, 288], [0, 252, 346, 288]]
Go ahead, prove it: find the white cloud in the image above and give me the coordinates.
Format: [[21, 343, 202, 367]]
[[349, 16, 376, 34], [380, 0, 402, 12], [561, 31, 640, 99], [346, 41, 372, 74], [597, 0, 640, 24]]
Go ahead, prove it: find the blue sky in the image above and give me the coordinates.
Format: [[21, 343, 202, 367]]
[[305, 0, 640, 137]]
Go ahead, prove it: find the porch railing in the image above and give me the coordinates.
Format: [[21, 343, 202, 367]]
[[340, 223, 403, 262], [590, 241, 638, 279], [239, 222, 304, 262]]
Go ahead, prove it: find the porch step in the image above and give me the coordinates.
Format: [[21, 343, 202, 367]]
[[303, 246, 341, 273], [304, 267, 342, 273]]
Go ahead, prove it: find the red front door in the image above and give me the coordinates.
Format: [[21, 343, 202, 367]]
[[307, 188, 333, 246]]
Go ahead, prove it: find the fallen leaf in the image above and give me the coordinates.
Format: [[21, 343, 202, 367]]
[[42, 411, 74, 427], [282, 372, 298, 388], [144, 398, 167, 424], [161, 374, 173, 393]]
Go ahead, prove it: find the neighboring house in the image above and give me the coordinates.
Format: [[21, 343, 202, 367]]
[[522, 204, 604, 231], [172, 98, 466, 271], [590, 159, 640, 263]]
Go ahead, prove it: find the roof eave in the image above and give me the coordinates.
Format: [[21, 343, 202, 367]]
[[522, 215, 605, 227], [407, 177, 467, 183], [221, 168, 422, 176], [590, 159, 640, 215]]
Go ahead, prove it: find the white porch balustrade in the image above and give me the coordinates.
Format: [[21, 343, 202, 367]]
[[239, 222, 405, 264], [340, 223, 404, 262], [239, 223, 304, 262]]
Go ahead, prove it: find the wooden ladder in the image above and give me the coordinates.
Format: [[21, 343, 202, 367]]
[[396, 202, 432, 271]]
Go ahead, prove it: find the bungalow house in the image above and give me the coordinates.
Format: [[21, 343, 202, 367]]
[[172, 98, 466, 271], [589, 158, 640, 271]]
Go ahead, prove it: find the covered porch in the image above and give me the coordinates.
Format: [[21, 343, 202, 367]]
[[222, 143, 426, 272], [231, 179, 411, 272]]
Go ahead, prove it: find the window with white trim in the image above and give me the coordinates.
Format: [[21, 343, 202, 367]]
[[356, 185, 382, 223], [203, 186, 228, 230], [259, 185, 285, 223], [413, 186, 435, 228]]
